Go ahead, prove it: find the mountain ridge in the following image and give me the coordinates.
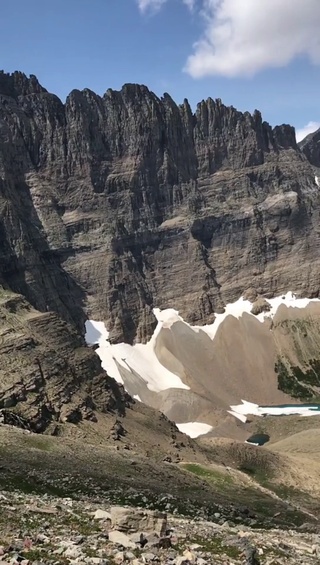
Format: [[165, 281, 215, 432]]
[[1, 70, 319, 347]]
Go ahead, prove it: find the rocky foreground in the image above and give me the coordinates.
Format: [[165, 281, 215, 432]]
[[1, 489, 320, 565], [0, 491, 320, 565]]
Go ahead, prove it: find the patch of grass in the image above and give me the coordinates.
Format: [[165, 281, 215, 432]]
[[59, 514, 101, 535], [182, 463, 233, 484], [174, 535, 240, 559], [23, 435, 53, 452], [22, 548, 48, 561], [0, 472, 76, 498], [23, 549, 69, 565]]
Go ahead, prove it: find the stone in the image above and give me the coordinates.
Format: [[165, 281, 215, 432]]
[[125, 552, 136, 560], [157, 537, 172, 549], [183, 550, 196, 562], [108, 531, 136, 549], [175, 556, 190, 565], [110, 507, 167, 536], [243, 546, 260, 565], [251, 298, 271, 316], [93, 509, 112, 521], [142, 553, 156, 563], [63, 546, 82, 559]]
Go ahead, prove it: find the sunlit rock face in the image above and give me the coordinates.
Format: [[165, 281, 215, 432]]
[[1, 72, 320, 349]]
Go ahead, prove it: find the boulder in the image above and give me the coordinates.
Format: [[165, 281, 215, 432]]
[[251, 298, 271, 316], [108, 530, 136, 549], [110, 506, 167, 536], [92, 509, 112, 521]]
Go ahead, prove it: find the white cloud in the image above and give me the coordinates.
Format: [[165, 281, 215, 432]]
[[137, 0, 167, 13], [184, 0, 320, 78], [296, 121, 320, 143], [137, 0, 194, 14], [182, 0, 196, 10]]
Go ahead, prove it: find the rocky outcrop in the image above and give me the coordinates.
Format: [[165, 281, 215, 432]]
[[299, 127, 320, 168], [251, 297, 271, 315], [109, 506, 167, 536], [0, 70, 320, 347], [0, 285, 203, 464], [0, 288, 130, 432]]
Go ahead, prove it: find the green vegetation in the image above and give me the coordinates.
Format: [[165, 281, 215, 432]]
[[21, 435, 53, 452], [173, 535, 240, 559], [275, 359, 317, 399], [22, 549, 69, 565], [182, 463, 232, 484]]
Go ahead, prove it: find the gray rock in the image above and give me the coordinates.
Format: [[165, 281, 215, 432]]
[[110, 507, 167, 536], [63, 545, 83, 559], [125, 551, 136, 560], [251, 297, 271, 316], [174, 557, 191, 565], [93, 509, 112, 521], [142, 553, 156, 563], [108, 530, 136, 549]]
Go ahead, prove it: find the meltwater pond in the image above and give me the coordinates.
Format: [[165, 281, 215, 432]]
[[245, 433, 270, 446], [229, 399, 320, 422], [261, 403, 320, 413]]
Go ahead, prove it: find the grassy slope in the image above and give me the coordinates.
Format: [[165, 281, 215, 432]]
[[0, 425, 317, 530]]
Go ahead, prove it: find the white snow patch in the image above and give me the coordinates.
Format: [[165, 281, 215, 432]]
[[85, 320, 109, 345], [85, 318, 189, 393], [199, 292, 320, 339], [230, 399, 320, 420], [315, 176, 319, 188], [176, 422, 213, 438], [227, 410, 247, 423], [133, 394, 142, 402], [85, 291, 320, 421]]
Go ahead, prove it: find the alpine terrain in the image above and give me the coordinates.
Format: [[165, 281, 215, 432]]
[[1, 71, 320, 564]]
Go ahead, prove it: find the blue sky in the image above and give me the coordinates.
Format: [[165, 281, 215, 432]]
[[1, 0, 319, 140]]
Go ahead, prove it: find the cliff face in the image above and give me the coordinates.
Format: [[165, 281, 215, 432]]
[[1, 71, 319, 344], [0, 288, 130, 432], [299, 127, 320, 168]]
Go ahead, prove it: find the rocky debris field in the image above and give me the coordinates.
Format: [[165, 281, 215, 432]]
[[1, 490, 320, 565]]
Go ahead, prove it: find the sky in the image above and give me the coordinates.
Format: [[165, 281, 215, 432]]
[[1, 0, 319, 140]]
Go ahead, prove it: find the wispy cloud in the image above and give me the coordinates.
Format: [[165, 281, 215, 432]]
[[137, 0, 167, 14], [137, 0, 195, 14], [185, 0, 320, 78], [296, 121, 320, 143], [182, 0, 196, 11]]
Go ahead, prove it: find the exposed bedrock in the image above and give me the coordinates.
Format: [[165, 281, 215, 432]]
[[0, 71, 320, 346]]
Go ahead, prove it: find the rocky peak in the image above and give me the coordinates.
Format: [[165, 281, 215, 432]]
[[0, 70, 46, 98], [272, 123, 297, 149], [299, 127, 320, 167]]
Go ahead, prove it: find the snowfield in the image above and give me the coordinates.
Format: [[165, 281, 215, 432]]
[[230, 399, 320, 423], [176, 422, 213, 438], [85, 312, 190, 393], [85, 292, 320, 437]]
